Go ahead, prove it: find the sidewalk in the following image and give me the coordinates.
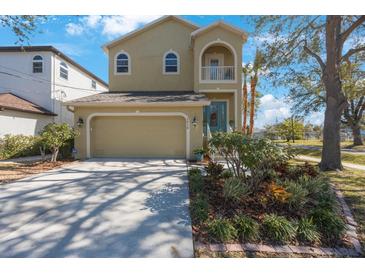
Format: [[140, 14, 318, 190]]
[[296, 155, 365, 172]]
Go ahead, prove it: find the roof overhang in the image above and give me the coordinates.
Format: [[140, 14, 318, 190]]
[[64, 101, 210, 107]]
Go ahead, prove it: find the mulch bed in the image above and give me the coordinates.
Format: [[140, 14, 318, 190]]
[[189, 161, 362, 257], [0, 159, 76, 184]]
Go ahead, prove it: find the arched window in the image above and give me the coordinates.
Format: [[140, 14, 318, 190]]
[[115, 52, 130, 74], [163, 51, 179, 74], [60, 62, 68, 80], [32, 55, 43, 73]]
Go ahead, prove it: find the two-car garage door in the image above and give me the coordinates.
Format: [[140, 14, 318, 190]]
[[90, 116, 186, 158]]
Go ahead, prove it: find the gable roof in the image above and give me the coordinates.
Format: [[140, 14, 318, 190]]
[[191, 21, 247, 41], [102, 15, 200, 52], [0, 46, 108, 88], [0, 92, 56, 116]]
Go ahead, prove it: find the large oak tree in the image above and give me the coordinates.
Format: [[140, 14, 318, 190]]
[[251, 16, 365, 170]]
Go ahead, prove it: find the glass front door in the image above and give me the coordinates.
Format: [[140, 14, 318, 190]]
[[204, 101, 227, 135]]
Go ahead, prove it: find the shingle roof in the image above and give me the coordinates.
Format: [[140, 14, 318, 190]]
[[0, 92, 56, 116], [65, 91, 210, 106]]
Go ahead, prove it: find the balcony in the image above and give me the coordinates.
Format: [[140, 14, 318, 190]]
[[200, 42, 236, 83], [201, 66, 235, 81]]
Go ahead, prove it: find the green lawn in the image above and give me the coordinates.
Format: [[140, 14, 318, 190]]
[[275, 139, 356, 148], [328, 168, 365, 250], [294, 148, 365, 166]]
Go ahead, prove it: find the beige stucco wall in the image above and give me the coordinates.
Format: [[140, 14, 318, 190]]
[[108, 19, 196, 91], [73, 105, 204, 160], [193, 26, 243, 129]]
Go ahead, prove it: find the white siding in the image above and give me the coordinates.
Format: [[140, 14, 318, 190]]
[[0, 51, 53, 111], [0, 50, 108, 136], [52, 54, 108, 125], [0, 110, 53, 137]]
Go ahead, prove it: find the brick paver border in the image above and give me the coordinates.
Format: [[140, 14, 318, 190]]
[[194, 184, 363, 257]]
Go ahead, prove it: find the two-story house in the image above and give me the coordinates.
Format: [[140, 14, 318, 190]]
[[66, 16, 247, 160], [0, 46, 108, 137]]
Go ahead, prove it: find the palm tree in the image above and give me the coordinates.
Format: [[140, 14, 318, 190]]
[[248, 50, 265, 135], [242, 65, 249, 134]]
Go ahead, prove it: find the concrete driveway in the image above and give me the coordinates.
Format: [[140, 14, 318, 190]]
[[0, 159, 193, 258]]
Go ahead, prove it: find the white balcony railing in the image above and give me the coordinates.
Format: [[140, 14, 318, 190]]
[[201, 66, 235, 81]]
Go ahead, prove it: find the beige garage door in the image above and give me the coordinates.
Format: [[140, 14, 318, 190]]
[[90, 116, 186, 158]]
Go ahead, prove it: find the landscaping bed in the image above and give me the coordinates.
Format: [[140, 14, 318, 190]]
[[0, 160, 75, 184], [189, 132, 360, 257]]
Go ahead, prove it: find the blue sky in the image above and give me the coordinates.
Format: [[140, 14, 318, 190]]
[[0, 15, 323, 128]]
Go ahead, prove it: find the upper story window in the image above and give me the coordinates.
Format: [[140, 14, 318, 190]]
[[60, 62, 68, 80], [115, 52, 130, 74], [32, 55, 43, 73], [91, 80, 96, 89], [163, 51, 179, 74]]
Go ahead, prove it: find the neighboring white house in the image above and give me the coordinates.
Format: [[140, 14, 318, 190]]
[[0, 46, 108, 137]]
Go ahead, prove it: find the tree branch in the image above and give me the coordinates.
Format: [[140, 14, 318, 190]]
[[340, 16, 365, 45], [342, 46, 365, 62], [303, 45, 326, 71]]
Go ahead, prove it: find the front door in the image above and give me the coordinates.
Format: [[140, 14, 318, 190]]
[[204, 101, 227, 134]]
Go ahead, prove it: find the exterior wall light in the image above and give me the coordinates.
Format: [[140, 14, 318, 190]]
[[192, 116, 198, 128], [77, 117, 84, 128]]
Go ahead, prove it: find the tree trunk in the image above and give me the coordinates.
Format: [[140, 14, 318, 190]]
[[320, 16, 347, 171], [242, 82, 248, 133], [51, 148, 59, 162], [249, 75, 257, 135], [352, 124, 363, 146]]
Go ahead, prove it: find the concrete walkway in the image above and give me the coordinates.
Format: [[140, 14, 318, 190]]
[[0, 159, 193, 258], [296, 155, 365, 171]]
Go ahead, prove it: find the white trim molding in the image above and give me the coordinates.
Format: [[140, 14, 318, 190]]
[[162, 49, 180, 75], [199, 39, 237, 84], [198, 89, 238, 130], [114, 50, 131, 75], [85, 112, 191, 159]]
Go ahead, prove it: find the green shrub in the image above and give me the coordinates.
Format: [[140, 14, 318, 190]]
[[190, 195, 209, 223], [283, 180, 309, 211], [310, 208, 345, 242], [188, 168, 202, 177], [296, 217, 320, 243], [234, 215, 260, 242], [207, 217, 237, 242], [0, 134, 42, 159], [40, 123, 76, 162], [221, 169, 233, 179], [223, 177, 250, 201], [190, 173, 204, 193], [300, 175, 337, 210], [261, 214, 297, 243], [209, 132, 295, 179], [205, 161, 224, 179]]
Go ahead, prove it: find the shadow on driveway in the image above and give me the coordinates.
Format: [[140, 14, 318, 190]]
[[0, 159, 193, 257]]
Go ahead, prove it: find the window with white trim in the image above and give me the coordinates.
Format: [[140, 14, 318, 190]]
[[163, 51, 179, 74], [115, 52, 129, 74], [91, 80, 96, 89], [32, 55, 43, 73], [60, 62, 68, 80]]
